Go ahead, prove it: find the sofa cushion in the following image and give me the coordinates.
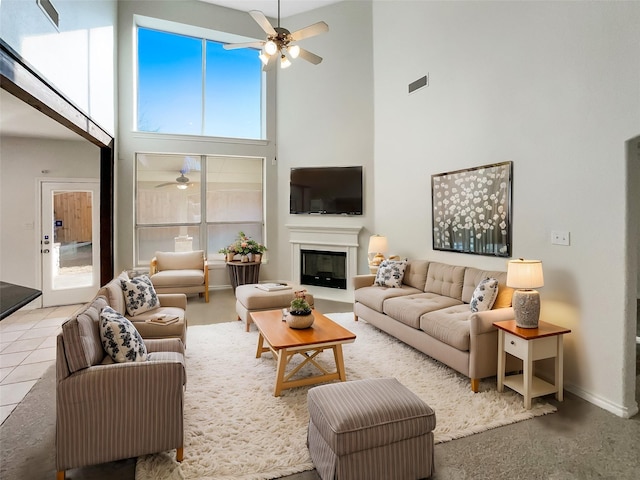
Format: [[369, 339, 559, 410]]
[[150, 269, 204, 288], [461, 268, 508, 304], [469, 277, 499, 312], [383, 293, 464, 329], [97, 271, 129, 315], [420, 304, 473, 351], [155, 250, 204, 271], [121, 275, 159, 316], [402, 260, 430, 290], [374, 259, 408, 288], [354, 285, 422, 313], [100, 306, 148, 363], [424, 262, 465, 300], [61, 296, 109, 373]]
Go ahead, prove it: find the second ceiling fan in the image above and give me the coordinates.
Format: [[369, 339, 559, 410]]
[[223, 0, 329, 70]]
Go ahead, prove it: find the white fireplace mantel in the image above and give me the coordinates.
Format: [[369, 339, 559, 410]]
[[286, 224, 362, 303]]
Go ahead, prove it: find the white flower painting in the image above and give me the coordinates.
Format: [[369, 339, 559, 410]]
[[431, 162, 512, 257]]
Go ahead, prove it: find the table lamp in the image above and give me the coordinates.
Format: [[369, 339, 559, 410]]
[[368, 235, 388, 267], [507, 258, 544, 329]]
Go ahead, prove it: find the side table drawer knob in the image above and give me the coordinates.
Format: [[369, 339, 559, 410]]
[[510, 340, 515, 345]]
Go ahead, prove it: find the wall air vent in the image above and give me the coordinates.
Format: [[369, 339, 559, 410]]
[[408, 74, 429, 94], [37, 0, 59, 29]]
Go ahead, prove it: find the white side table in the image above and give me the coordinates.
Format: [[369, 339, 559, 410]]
[[494, 320, 571, 409]]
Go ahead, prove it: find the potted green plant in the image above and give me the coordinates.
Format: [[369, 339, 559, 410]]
[[285, 292, 314, 329]]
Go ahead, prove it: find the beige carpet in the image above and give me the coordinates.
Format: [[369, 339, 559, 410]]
[[136, 313, 556, 480]]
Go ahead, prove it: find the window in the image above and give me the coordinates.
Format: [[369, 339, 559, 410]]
[[137, 27, 264, 139], [135, 153, 263, 264]]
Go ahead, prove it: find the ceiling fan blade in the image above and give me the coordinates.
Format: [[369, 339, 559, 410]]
[[290, 21, 329, 42], [155, 182, 176, 189], [249, 10, 277, 36], [298, 47, 323, 65], [262, 54, 277, 72], [223, 41, 265, 50]]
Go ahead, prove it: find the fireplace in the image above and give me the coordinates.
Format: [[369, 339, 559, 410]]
[[286, 224, 362, 302], [301, 250, 347, 290]]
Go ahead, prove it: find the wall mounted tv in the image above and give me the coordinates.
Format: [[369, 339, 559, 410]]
[[290, 166, 363, 215]]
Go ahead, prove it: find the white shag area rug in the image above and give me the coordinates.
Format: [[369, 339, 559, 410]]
[[136, 313, 556, 480]]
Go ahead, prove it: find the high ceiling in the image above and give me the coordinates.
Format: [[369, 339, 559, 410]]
[[198, 0, 342, 18]]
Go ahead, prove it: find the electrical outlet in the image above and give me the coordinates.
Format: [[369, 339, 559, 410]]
[[551, 230, 570, 246]]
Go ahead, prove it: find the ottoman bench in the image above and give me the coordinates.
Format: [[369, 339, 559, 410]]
[[307, 377, 436, 480], [235, 283, 315, 332]]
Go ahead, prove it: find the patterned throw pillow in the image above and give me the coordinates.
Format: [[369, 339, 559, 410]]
[[99, 306, 148, 363], [470, 277, 499, 312], [120, 275, 159, 316], [374, 259, 408, 288]]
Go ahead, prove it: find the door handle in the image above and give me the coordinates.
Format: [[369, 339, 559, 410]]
[[42, 249, 50, 254]]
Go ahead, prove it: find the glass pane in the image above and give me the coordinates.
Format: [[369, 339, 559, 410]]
[[137, 28, 203, 134], [52, 191, 93, 289], [206, 156, 263, 222], [207, 223, 262, 260], [136, 154, 201, 225], [205, 41, 263, 139], [137, 226, 201, 264]]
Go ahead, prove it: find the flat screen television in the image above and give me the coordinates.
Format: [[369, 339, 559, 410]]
[[290, 166, 363, 215]]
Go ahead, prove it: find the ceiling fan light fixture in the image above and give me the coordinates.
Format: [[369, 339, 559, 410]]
[[280, 55, 291, 69], [289, 44, 300, 59], [264, 40, 278, 55], [258, 52, 270, 65], [176, 183, 188, 190]]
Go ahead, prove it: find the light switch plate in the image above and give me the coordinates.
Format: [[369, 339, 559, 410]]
[[551, 230, 570, 246]]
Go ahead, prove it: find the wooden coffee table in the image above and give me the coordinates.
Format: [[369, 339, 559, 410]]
[[251, 309, 356, 396]]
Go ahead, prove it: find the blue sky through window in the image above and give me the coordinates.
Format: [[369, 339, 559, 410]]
[[137, 27, 263, 139]]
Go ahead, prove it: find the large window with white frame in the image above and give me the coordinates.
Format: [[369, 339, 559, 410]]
[[137, 25, 264, 139], [135, 153, 264, 265]]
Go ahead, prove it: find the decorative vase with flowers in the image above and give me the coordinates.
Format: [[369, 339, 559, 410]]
[[219, 231, 267, 263], [285, 290, 314, 329]]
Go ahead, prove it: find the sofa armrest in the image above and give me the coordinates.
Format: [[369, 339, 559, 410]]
[[145, 337, 185, 354], [157, 293, 187, 310], [469, 307, 515, 335], [353, 274, 376, 290]]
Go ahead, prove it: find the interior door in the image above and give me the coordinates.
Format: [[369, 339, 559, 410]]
[[41, 182, 100, 306]]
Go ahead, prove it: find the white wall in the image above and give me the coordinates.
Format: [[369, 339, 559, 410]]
[[0, 0, 117, 135], [372, 0, 640, 417], [0, 137, 100, 289], [276, 0, 375, 281]]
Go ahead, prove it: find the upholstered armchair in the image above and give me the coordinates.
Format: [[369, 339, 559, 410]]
[[55, 296, 186, 479], [150, 250, 209, 302]]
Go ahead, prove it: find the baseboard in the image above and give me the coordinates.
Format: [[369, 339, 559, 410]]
[[565, 382, 639, 419]]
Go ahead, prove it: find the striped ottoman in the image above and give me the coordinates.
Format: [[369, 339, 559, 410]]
[[307, 378, 436, 480]]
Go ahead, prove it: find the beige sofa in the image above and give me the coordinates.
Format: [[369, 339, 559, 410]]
[[55, 295, 186, 479], [353, 260, 518, 392], [97, 272, 188, 346]]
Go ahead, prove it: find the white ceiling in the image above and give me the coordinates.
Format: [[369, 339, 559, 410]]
[[198, 0, 342, 18], [0, 89, 83, 141]]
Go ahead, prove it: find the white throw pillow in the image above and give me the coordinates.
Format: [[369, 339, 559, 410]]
[[120, 275, 159, 316], [99, 306, 148, 363], [470, 277, 499, 312], [374, 259, 408, 288]]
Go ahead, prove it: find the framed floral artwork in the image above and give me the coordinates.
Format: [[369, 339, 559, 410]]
[[431, 161, 513, 257]]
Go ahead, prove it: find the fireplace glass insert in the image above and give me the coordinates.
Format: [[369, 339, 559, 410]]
[[301, 250, 347, 290]]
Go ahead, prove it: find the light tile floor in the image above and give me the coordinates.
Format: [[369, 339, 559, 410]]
[[0, 304, 83, 425]]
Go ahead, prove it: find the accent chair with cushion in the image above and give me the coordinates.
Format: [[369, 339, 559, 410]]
[[55, 295, 186, 480], [150, 250, 209, 302]]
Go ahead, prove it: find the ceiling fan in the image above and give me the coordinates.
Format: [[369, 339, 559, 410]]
[[155, 170, 192, 190], [222, 0, 329, 70]]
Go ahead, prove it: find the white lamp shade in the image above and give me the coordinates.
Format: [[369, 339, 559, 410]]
[[368, 235, 388, 254], [264, 40, 277, 55], [507, 259, 544, 289]]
